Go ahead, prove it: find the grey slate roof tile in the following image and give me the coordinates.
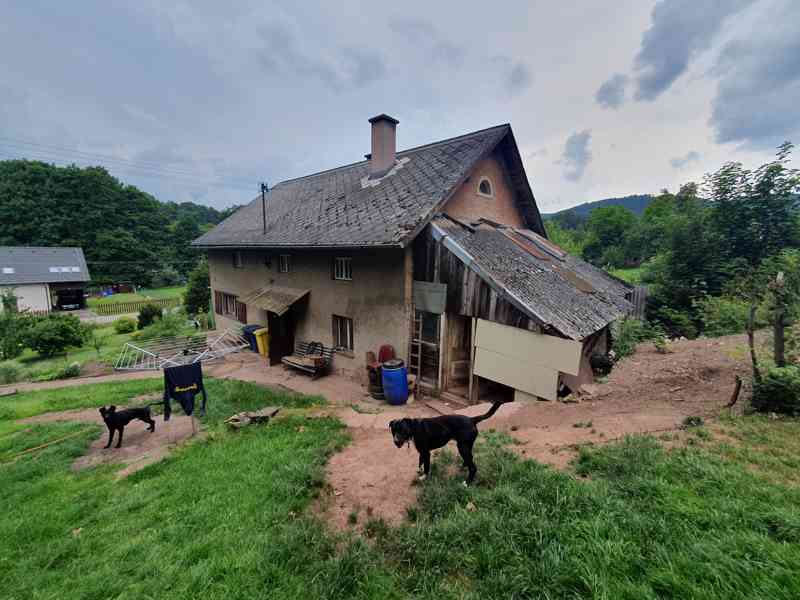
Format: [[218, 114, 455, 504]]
[[0, 247, 90, 285], [431, 216, 632, 340], [193, 125, 510, 248]]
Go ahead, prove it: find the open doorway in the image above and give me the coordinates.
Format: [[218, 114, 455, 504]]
[[443, 315, 471, 399]]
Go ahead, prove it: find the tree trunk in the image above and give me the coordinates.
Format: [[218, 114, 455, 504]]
[[774, 306, 786, 367], [747, 303, 761, 383]]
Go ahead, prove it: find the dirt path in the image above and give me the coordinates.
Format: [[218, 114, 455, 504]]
[[20, 409, 202, 477], [321, 334, 752, 531]]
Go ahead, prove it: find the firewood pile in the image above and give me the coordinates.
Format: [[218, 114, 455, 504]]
[[224, 407, 281, 430]]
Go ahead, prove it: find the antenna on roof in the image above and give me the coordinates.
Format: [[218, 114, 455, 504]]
[[260, 182, 269, 234]]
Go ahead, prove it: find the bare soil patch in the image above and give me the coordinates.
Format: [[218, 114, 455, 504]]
[[20, 409, 201, 477], [321, 334, 752, 531]]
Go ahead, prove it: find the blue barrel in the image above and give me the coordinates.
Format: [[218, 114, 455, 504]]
[[381, 362, 409, 405]]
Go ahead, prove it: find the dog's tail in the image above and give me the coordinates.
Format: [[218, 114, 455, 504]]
[[471, 400, 510, 425]]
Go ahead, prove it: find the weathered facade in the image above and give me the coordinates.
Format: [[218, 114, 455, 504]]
[[208, 247, 410, 379], [194, 115, 630, 399]]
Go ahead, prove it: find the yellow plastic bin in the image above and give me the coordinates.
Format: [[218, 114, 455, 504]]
[[254, 328, 269, 358]]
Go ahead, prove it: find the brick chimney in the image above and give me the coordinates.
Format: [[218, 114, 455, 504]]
[[368, 114, 399, 178]]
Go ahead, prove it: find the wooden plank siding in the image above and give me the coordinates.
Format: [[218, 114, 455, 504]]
[[413, 226, 538, 331]]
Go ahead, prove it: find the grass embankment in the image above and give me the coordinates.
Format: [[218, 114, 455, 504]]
[[1, 378, 799, 599], [0, 324, 136, 384], [610, 266, 644, 285]]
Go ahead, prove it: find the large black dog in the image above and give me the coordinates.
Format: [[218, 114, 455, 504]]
[[389, 400, 510, 485], [99, 405, 156, 449]]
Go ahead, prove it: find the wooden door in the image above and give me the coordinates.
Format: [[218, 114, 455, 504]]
[[444, 315, 471, 397], [267, 311, 295, 366]]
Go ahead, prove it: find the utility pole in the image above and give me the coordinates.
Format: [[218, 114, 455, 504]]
[[260, 182, 269, 234]]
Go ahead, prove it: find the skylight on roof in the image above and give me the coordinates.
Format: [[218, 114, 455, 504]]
[[2, 267, 14, 274]]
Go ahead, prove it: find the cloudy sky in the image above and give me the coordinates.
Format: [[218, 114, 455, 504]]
[[1, 0, 798, 213]]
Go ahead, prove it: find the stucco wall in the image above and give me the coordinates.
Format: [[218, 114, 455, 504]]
[[208, 249, 409, 379], [0, 283, 50, 312], [443, 151, 526, 227]]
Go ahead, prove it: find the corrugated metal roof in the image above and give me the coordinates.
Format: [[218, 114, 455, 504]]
[[0, 247, 91, 285], [239, 286, 309, 316], [192, 124, 545, 249], [431, 216, 632, 340]]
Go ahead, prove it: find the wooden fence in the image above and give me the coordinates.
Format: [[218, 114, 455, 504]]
[[94, 296, 182, 316], [628, 286, 648, 320]]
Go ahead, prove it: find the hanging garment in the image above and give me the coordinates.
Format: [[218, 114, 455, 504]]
[[163, 363, 207, 421]]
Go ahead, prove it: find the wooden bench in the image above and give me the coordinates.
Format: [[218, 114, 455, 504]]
[[281, 341, 334, 379]]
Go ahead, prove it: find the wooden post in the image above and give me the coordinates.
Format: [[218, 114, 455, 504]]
[[747, 303, 761, 383], [772, 271, 786, 368]]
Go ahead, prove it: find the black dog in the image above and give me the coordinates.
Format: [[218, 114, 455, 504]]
[[389, 400, 509, 485], [99, 405, 156, 449]]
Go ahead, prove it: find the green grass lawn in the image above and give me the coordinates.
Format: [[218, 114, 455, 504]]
[[1, 378, 799, 599], [610, 266, 644, 285], [0, 324, 136, 384], [86, 286, 186, 308]]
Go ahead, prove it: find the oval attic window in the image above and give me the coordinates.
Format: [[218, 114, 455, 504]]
[[478, 177, 493, 197]]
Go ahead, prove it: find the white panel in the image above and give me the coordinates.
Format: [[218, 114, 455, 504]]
[[475, 318, 582, 376], [473, 346, 559, 400], [514, 390, 538, 403]]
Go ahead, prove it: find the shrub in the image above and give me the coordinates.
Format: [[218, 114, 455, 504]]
[[136, 311, 187, 340], [25, 314, 87, 358], [137, 303, 163, 330], [113, 317, 137, 334], [694, 296, 751, 337], [653, 307, 698, 339], [60, 361, 81, 379], [752, 366, 800, 415], [0, 309, 32, 360], [0, 362, 20, 384], [184, 258, 210, 316], [611, 318, 662, 361]]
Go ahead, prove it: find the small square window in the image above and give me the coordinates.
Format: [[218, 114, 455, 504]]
[[333, 257, 352, 281], [332, 315, 354, 351], [278, 254, 291, 273], [233, 251, 244, 269]]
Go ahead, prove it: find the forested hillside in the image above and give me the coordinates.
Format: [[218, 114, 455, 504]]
[[543, 194, 653, 224], [546, 143, 800, 339], [0, 160, 238, 286]]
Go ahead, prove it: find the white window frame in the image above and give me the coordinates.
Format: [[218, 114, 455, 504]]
[[477, 176, 494, 198], [222, 292, 238, 315], [333, 257, 352, 281], [278, 254, 291, 273], [233, 251, 244, 269], [332, 314, 354, 351]]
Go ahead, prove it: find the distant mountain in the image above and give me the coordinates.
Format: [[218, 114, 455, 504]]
[[543, 194, 654, 220]]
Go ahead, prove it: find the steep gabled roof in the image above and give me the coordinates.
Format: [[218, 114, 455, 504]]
[[0, 246, 90, 285], [193, 124, 544, 249], [430, 216, 631, 340]]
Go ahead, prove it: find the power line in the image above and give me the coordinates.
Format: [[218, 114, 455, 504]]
[[0, 135, 259, 184], [0, 143, 260, 192]]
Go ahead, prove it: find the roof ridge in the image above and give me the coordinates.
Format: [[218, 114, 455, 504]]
[[0, 246, 83, 251], [271, 123, 510, 189]]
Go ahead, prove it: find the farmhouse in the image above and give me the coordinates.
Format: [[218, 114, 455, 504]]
[[0, 246, 90, 312], [192, 115, 632, 402]]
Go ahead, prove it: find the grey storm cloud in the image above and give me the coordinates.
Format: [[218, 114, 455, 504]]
[[633, 0, 754, 101], [709, 4, 800, 147], [561, 130, 592, 182], [506, 62, 533, 95], [595, 74, 627, 109], [389, 17, 465, 67], [669, 150, 700, 169], [257, 23, 386, 91]]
